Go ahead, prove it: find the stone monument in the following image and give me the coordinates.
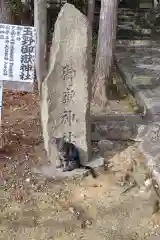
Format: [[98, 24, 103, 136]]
[[40, 3, 92, 175]]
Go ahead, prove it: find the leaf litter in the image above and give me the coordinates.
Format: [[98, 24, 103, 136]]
[[0, 90, 160, 240]]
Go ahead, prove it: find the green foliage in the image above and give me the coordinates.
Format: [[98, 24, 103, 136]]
[[69, 0, 87, 14], [92, 32, 98, 54], [9, 0, 23, 16]]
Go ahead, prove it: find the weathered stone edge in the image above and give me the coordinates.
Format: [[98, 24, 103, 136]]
[[139, 141, 160, 187], [32, 156, 104, 180], [91, 114, 147, 141], [91, 121, 146, 141], [115, 58, 147, 111], [115, 53, 160, 120], [115, 48, 160, 186]]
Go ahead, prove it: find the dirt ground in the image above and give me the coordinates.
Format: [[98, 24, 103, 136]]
[[0, 90, 160, 240]]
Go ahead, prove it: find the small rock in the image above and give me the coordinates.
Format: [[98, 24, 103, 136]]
[[69, 207, 74, 214], [81, 219, 92, 229], [92, 184, 102, 188], [144, 178, 152, 187], [98, 140, 114, 157], [25, 178, 30, 183]]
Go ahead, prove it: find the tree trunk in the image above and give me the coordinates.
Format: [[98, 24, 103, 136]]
[[91, 0, 118, 110], [0, 0, 11, 23], [87, 0, 95, 75], [87, 0, 95, 28], [153, 0, 159, 7], [20, 0, 34, 25], [34, 0, 47, 91]]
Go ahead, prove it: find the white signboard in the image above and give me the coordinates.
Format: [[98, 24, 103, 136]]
[[0, 24, 36, 92]]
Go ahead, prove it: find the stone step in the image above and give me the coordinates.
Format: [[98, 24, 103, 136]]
[[115, 40, 160, 120], [115, 39, 160, 188], [91, 114, 148, 141], [117, 8, 153, 40], [116, 39, 156, 47]]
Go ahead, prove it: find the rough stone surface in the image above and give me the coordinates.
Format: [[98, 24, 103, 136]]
[[40, 3, 91, 169], [91, 119, 151, 141], [140, 123, 160, 169], [115, 40, 160, 187], [98, 140, 114, 158], [139, 142, 160, 187], [117, 9, 152, 40], [116, 40, 160, 118], [32, 156, 104, 180]]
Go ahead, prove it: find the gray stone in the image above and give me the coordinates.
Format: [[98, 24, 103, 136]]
[[116, 40, 155, 47], [98, 140, 115, 158], [91, 120, 150, 141], [115, 40, 160, 117], [141, 123, 160, 161], [40, 3, 91, 168], [32, 156, 104, 180], [142, 141, 160, 159], [139, 142, 160, 187], [139, 123, 160, 187], [98, 140, 114, 155], [37, 165, 87, 179], [116, 40, 160, 187]]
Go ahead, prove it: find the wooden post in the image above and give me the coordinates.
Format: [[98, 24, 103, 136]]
[[0, 0, 12, 147], [34, 0, 47, 91]]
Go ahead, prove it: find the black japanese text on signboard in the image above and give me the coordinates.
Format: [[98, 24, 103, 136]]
[[1, 25, 17, 78], [8, 25, 16, 78], [0, 24, 35, 80], [20, 26, 35, 81], [2, 25, 10, 76]]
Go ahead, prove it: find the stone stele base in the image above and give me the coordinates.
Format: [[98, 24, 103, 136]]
[[32, 156, 104, 180]]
